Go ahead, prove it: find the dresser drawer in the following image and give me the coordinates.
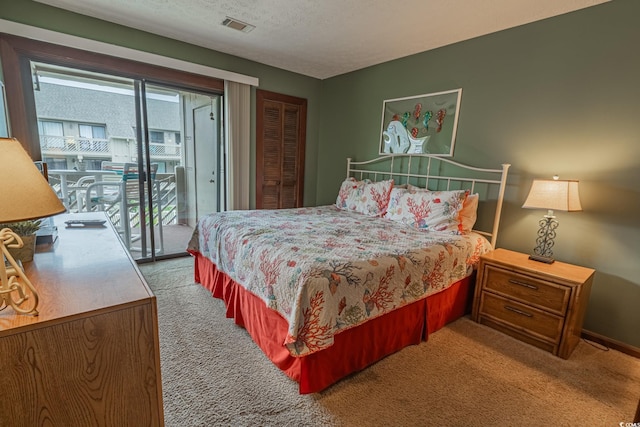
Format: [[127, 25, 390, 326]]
[[479, 292, 564, 343], [483, 265, 570, 315]]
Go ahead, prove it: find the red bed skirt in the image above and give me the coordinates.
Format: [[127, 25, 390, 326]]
[[193, 251, 474, 394]]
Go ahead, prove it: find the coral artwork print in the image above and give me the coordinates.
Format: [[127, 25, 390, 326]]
[[379, 88, 462, 156]]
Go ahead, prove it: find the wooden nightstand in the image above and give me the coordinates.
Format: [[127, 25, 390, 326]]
[[471, 248, 594, 359]]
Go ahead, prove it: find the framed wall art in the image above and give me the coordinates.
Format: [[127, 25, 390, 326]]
[[379, 88, 462, 156]]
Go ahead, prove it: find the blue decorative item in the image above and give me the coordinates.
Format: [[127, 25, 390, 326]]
[[401, 111, 410, 128], [423, 110, 432, 129]]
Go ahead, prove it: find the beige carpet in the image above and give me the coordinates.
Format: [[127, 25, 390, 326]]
[[140, 257, 640, 427]]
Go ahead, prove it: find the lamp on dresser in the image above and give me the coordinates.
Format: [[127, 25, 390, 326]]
[[0, 137, 66, 315], [522, 175, 582, 264]]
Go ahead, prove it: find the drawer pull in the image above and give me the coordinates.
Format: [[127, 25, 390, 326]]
[[504, 305, 533, 317], [508, 279, 538, 290]]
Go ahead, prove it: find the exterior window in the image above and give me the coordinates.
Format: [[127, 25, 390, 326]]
[[43, 157, 67, 170], [149, 130, 164, 144], [149, 130, 166, 155], [79, 124, 106, 139], [79, 124, 106, 150], [38, 120, 64, 148], [84, 159, 102, 170]]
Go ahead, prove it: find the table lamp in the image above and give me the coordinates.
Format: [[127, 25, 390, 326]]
[[522, 175, 582, 264], [0, 137, 66, 315]]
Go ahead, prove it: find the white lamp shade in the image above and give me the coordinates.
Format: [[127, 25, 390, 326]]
[[0, 137, 66, 223], [522, 179, 582, 212]]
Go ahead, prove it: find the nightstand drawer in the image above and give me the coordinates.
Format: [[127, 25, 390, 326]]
[[483, 265, 570, 315], [479, 292, 564, 343]]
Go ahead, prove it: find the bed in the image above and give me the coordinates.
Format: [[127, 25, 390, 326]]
[[187, 155, 510, 393]]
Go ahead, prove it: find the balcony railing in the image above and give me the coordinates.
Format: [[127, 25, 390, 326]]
[[40, 135, 182, 161], [149, 142, 182, 158], [41, 135, 111, 156], [47, 170, 178, 255]]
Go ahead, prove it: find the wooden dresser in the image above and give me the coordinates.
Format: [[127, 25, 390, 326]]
[[471, 248, 594, 359], [0, 213, 164, 427]]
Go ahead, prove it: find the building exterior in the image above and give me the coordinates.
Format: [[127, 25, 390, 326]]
[[34, 75, 182, 173]]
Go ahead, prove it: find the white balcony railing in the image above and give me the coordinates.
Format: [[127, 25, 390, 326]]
[[47, 170, 178, 254], [40, 135, 181, 161], [149, 142, 182, 158], [40, 135, 111, 156]]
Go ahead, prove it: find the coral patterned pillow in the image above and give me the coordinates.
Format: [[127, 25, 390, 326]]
[[403, 185, 478, 232], [384, 189, 467, 233], [335, 178, 394, 217], [386, 186, 409, 212]]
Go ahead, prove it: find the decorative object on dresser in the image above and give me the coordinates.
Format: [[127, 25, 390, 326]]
[[522, 176, 582, 264], [472, 248, 594, 359], [0, 137, 66, 315], [2, 219, 41, 262]]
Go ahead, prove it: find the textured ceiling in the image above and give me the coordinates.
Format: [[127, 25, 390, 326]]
[[35, 0, 609, 79]]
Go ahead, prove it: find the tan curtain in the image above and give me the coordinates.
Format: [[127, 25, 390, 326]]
[[224, 81, 251, 210]]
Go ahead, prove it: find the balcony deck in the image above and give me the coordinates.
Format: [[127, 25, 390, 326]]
[[152, 223, 193, 256], [47, 169, 194, 258]]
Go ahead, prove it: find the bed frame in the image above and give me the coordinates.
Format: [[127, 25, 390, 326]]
[[193, 155, 511, 394], [346, 155, 510, 247]]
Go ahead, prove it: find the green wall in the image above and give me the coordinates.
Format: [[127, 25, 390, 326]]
[[2, 0, 638, 347], [318, 0, 640, 347], [0, 0, 323, 207]]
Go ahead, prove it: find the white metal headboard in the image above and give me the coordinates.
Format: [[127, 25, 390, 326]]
[[346, 155, 510, 248]]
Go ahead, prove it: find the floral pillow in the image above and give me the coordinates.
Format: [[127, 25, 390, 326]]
[[384, 189, 468, 233], [386, 186, 409, 213], [404, 185, 479, 233], [335, 178, 394, 217]]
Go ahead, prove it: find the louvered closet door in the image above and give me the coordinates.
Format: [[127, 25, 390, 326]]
[[256, 90, 307, 209]]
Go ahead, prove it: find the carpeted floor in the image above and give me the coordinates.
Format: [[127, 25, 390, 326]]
[[140, 257, 640, 427]]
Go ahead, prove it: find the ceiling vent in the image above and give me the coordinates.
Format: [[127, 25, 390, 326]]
[[222, 17, 255, 33]]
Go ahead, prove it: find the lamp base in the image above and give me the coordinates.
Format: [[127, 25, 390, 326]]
[[529, 254, 555, 264], [530, 213, 558, 265], [1, 228, 40, 315]]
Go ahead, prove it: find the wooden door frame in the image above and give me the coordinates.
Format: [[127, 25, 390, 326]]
[[256, 89, 307, 208]]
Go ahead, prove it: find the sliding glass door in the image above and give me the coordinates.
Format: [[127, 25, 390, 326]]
[[141, 83, 224, 257], [31, 62, 223, 261]]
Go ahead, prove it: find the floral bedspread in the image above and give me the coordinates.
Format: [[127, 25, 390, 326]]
[[188, 205, 492, 357]]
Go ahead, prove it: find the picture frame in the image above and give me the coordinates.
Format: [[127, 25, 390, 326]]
[[379, 88, 462, 156]]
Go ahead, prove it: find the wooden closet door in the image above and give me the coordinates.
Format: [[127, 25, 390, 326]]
[[256, 90, 307, 209]]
